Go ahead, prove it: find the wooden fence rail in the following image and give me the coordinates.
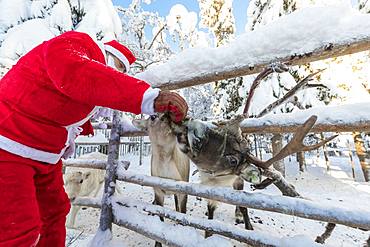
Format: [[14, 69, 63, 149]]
[[67, 162, 370, 231], [67, 29, 370, 246], [72, 197, 321, 247], [115, 171, 370, 230]]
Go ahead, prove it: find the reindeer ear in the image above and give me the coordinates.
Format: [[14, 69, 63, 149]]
[[132, 119, 148, 131], [225, 115, 244, 138]]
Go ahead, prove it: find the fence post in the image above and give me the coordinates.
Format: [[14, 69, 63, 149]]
[[139, 136, 143, 166], [98, 110, 121, 232]]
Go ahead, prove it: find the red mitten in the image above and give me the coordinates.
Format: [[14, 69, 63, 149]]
[[154, 91, 188, 123]]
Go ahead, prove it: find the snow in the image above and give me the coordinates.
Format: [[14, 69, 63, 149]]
[[112, 197, 322, 247], [66, 152, 370, 247], [75, 0, 122, 41], [0, 0, 30, 34], [112, 200, 233, 247], [116, 170, 370, 230], [120, 114, 140, 132], [242, 102, 370, 127], [136, 4, 370, 86], [0, 0, 123, 67], [75, 132, 108, 144], [0, 19, 56, 60], [49, 0, 73, 32], [166, 4, 198, 37]]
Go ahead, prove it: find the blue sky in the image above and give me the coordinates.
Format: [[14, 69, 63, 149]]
[[112, 0, 250, 34]]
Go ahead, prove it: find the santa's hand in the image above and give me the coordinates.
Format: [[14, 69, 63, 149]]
[[154, 91, 188, 123]]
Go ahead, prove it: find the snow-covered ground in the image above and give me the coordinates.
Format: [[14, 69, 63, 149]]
[[65, 151, 370, 247]]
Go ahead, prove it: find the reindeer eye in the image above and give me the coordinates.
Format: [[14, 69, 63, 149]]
[[150, 115, 158, 121], [79, 179, 84, 184], [226, 156, 239, 166]]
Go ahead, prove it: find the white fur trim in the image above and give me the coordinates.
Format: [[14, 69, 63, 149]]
[[0, 135, 66, 164], [62, 106, 100, 159], [0, 107, 100, 164], [97, 42, 107, 63], [141, 87, 160, 115], [104, 45, 130, 72]]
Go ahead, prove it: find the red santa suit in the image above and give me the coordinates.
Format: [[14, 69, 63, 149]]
[[0, 31, 159, 247]]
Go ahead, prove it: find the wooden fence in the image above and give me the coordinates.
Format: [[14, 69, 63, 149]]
[[63, 36, 370, 246]]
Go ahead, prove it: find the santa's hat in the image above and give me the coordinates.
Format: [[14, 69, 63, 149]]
[[104, 40, 136, 71]]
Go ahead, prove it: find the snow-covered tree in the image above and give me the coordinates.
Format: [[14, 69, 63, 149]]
[[116, 1, 214, 120], [165, 3, 214, 119], [198, 0, 235, 46], [116, 0, 171, 74], [196, 0, 241, 120], [0, 0, 122, 77], [243, 0, 370, 176]]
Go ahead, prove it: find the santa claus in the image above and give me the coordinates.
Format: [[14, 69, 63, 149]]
[[0, 31, 188, 247]]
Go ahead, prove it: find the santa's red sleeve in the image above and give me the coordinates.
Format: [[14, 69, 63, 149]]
[[43, 33, 159, 115]]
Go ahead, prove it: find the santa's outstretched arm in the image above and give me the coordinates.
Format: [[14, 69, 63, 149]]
[[43, 34, 159, 115]]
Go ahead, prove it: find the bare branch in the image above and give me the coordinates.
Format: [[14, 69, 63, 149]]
[[257, 69, 324, 118], [315, 223, 336, 244], [148, 25, 166, 50], [243, 63, 289, 116]]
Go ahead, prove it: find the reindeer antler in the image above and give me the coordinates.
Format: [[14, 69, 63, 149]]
[[243, 63, 289, 117], [245, 115, 338, 169], [226, 63, 290, 131]]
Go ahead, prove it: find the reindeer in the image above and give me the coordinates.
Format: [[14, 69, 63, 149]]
[[64, 151, 107, 228], [170, 64, 337, 238], [133, 114, 190, 247]]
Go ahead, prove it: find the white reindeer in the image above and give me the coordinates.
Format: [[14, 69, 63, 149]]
[[63, 151, 106, 228], [133, 114, 190, 247]]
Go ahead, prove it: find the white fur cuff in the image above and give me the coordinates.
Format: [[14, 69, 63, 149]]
[[141, 87, 160, 115]]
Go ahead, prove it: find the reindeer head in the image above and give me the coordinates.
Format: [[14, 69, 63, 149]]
[[171, 117, 260, 179], [171, 115, 336, 181], [64, 171, 91, 202], [132, 114, 177, 147]]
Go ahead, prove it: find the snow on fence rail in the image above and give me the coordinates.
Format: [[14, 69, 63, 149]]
[[112, 204, 234, 247], [93, 102, 370, 135], [63, 159, 130, 170], [73, 196, 322, 247], [71, 168, 368, 246], [69, 164, 370, 243], [70, 111, 370, 245], [114, 170, 370, 231], [69, 6, 370, 245], [241, 103, 370, 134], [137, 6, 370, 90]]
